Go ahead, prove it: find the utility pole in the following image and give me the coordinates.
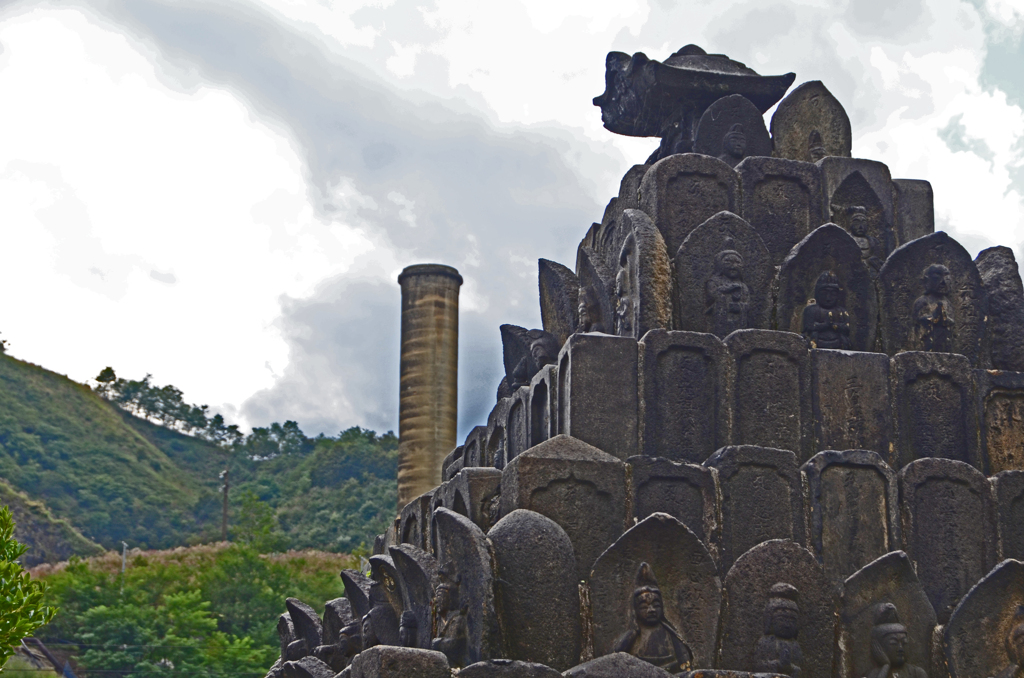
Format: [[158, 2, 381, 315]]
[[219, 469, 229, 542]]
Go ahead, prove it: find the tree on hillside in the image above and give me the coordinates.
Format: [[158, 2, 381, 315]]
[[0, 506, 56, 667]]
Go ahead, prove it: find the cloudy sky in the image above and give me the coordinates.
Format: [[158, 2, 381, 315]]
[[0, 0, 1021, 440]]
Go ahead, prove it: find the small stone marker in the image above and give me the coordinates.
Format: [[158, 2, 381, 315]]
[[718, 540, 836, 678], [802, 450, 899, 584], [576, 245, 616, 335], [612, 209, 673, 339], [736, 157, 825, 266], [486, 397, 511, 469], [694, 94, 772, 167], [976, 370, 1024, 475], [878, 231, 987, 364], [944, 559, 1024, 678], [976, 246, 1024, 371], [322, 598, 356, 647], [838, 551, 936, 678], [341, 570, 373, 620], [770, 81, 852, 163], [281, 655, 336, 678], [704, 446, 805, 571], [450, 466, 501, 532], [488, 509, 581, 670], [589, 513, 721, 670], [891, 352, 979, 469], [639, 154, 740, 257], [348, 646, 450, 678], [529, 364, 557, 449], [388, 544, 439, 650], [993, 471, 1024, 560], [506, 386, 530, 463], [898, 458, 998, 623], [818, 158, 896, 265], [539, 259, 580, 347], [638, 330, 730, 463], [500, 435, 627, 582], [673, 212, 772, 337], [776, 224, 877, 352], [627, 455, 718, 549], [892, 179, 935, 246], [810, 349, 892, 461], [462, 425, 487, 469]]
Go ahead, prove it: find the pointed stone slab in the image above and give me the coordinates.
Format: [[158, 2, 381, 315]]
[[718, 540, 836, 678], [612, 209, 673, 339], [489, 509, 581, 670], [993, 471, 1024, 560], [673, 212, 772, 337], [639, 154, 740, 258], [976, 246, 1024, 371], [638, 330, 730, 464], [737, 157, 825, 267], [460, 659, 561, 677], [893, 179, 934, 247], [367, 557, 402, 647], [776, 224, 877, 352], [878, 231, 987, 365], [627, 456, 719, 550], [694, 94, 772, 167], [322, 598, 356, 646], [837, 551, 936, 678], [770, 81, 852, 163], [539, 259, 580, 347], [564, 652, 674, 678], [590, 513, 721, 668], [431, 507, 501, 666], [576, 245, 616, 335], [724, 330, 813, 461], [899, 458, 998, 623], [810, 350, 892, 461], [389, 544, 439, 650], [286, 598, 324, 651], [500, 435, 628, 582], [399, 490, 435, 552], [704, 446, 804, 572], [341, 569, 373, 620], [944, 559, 1024, 678], [818, 158, 896, 261]]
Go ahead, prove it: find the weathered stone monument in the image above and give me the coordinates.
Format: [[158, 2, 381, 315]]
[[266, 45, 1024, 678]]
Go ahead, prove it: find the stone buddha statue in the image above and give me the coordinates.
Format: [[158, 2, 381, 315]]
[[718, 123, 748, 166], [864, 603, 927, 678], [509, 329, 560, 390], [431, 563, 469, 667], [613, 562, 692, 673], [991, 607, 1024, 678], [399, 610, 418, 648], [577, 284, 608, 334], [361, 613, 379, 651], [705, 247, 751, 337], [849, 206, 883, 275], [808, 130, 827, 162], [754, 582, 803, 678], [802, 271, 851, 349], [912, 263, 955, 353]]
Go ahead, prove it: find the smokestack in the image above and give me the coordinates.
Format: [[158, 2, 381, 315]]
[[396, 264, 462, 509]]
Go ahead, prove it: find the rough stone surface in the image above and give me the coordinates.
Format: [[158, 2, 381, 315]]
[[976, 246, 1024, 371], [892, 179, 935, 247], [341, 570, 373, 620], [704, 446, 805, 571], [590, 513, 721, 669], [285, 598, 323, 652], [818, 158, 896, 262], [802, 450, 899, 583], [891, 352, 979, 469], [460, 659, 562, 678], [399, 491, 435, 552], [488, 509, 581, 670], [562, 652, 675, 678], [575, 245, 616, 335], [639, 154, 740, 258], [810, 349, 892, 461], [736, 157, 825, 266], [638, 330, 729, 463], [500, 325, 560, 394], [878, 231, 987, 365], [993, 471, 1024, 560], [500, 435, 627, 582], [486, 397, 512, 470], [673, 212, 772, 338], [627, 456, 719, 549], [449, 466, 502, 532], [349, 646, 450, 678], [529, 364, 557, 450], [718, 540, 836, 678], [724, 330, 813, 461], [507, 386, 531, 464], [694, 94, 772, 167], [322, 598, 355, 646], [944, 559, 1024, 678], [556, 333, 638, 461], [389, 544, 439, 650], [539, 259, 581, 347], [366, 557, 401, 648], [612, 209, 674, 339], [462, 426, 488, 469], [281, 655, 335, 678], [770, 81, 852, 163], [976, 370, 1024, 475], [898, 458, 998, 623], [442, 446, 464, 482], [776, 224, 877, 352], [837, 551, 936, 678]]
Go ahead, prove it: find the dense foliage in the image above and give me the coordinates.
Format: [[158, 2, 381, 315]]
[[0, 507, 56, 667], [33, 544, 353, 678]]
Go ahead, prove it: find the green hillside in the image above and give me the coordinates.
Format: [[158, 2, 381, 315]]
[[0, 480, 103, 566], [0, 354, 216, 551]]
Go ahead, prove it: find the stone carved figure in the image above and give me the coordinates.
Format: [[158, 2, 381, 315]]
[[431, 563, 469, 666], [360, 613, 378, 651], [399, 610, 418, 648], [612, 561, 693, 674], [754, 583, 803, 678], [992, 607, 1024, 678], [577, 285, 608, 334], [865, 603, 928, 678], [912, 264, 955, 353], [849, 206, 884, 275], [808, 130, 827, 162], [802, 271, 851, 349], [719, 123, 748, 165], [510, 330, 560, 390], [705, 247, 751, 337]]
